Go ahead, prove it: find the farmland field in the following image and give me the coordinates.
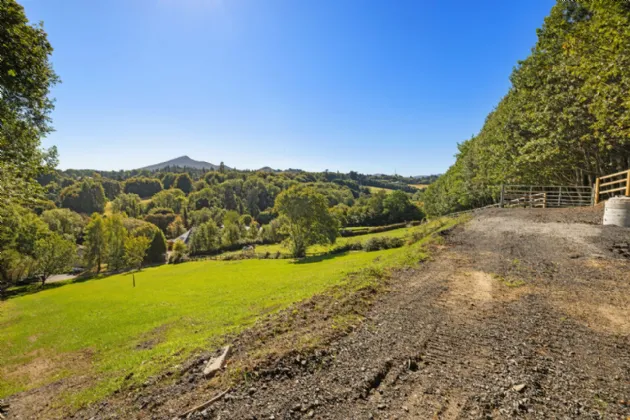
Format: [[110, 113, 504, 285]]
[[367, 186, 394, 194]]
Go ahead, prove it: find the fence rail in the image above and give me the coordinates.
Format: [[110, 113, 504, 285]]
[[500, 185, 593, 208], [595, 169, 630, 204]]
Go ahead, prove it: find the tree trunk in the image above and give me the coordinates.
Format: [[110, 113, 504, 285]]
[[41, 275, 47, 287]]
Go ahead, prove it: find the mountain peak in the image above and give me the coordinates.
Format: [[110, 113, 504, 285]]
[[139, 156, 228, 171]]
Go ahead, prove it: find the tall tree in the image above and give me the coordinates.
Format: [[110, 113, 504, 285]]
[[174, 174, 193, 195], [124, 235, 151, 271], [84, 213, 107, 273], [0, 0, 59, 212], [105, 213, 127, 271], [274, 186, 338, 257], [34, 233, 75, 285]]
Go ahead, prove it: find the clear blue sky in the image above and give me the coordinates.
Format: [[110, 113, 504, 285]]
[[23, 0, 555, 175]]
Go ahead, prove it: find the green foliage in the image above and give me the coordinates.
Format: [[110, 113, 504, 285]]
[[124, 235, 151, 270], [159, 172, 177, 189], [132, 225, 167, 265], [144, 208, 177, 234], [83, 213, 107, 273], [190, 220, 220, 253], [169, 239, 188, 264], [362, 236, 404, 252], [123, 177, 163, 198], [34, 232, 75, 284], [0, 0, 59, 212], [221, 223, 242, 247], [167, 216, 186, 239], [111, 193, 143, 218], [60, 180, 106, 214], [148, 188, 187, 214], [105, 214, 128, 272], [0, 205, 49, 293], [40, 208, 85, 242], [274, 186, 339, 257], [240, 214, 253, 226], [425, 0, 630, 215], [174, 173, 193, 195], [98, 178, 122, 200]]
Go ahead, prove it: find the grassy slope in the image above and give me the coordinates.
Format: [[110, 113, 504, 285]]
[[0, 217, 462, 409], [0, 248, 400, 405]]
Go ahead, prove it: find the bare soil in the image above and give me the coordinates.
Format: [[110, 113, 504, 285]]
[[7, 207, 630, 419]]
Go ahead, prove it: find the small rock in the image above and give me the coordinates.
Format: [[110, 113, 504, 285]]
[[307, 410, 315, 417], [512, 383, 526, 392], [402, 406, 409, 412]]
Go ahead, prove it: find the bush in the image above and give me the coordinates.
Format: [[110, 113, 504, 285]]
[[362, 236, 404, 252], [124, 177, 163, 198], [169, 240, 188, 264]]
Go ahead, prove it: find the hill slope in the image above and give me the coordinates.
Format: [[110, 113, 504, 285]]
[[139, 156, 227, 171]]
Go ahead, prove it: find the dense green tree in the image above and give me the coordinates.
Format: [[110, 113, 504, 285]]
[[174, 173, 193, 195], [60, 180, 106, 214], [40, 208, 85, 242], [425, 0, 630, 215], [98, 178, 122, 200], [34, 232, 75, 285], [221, 223, 241, 247], [383, 191, 423, 223], [123, 177, 163, 198], [274, 186, 338, 257], [132, 224, 167, 265], [111, 193, 143, 218], [83, 213, 107, 273], [190, 220, 220, 253], [105, 213, 127, 271], [167, 216, 186, 239], [169, 239, 188, 264], [160, 172, 178, 189], [0, 0, 59, 212], [149, 188, 187, 213], [124, 235, 151, 270], [144, 208, 177, 234], [0, 205, 49, 294]]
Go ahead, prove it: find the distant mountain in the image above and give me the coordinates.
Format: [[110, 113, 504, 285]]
[[140, 156, 228, 171]]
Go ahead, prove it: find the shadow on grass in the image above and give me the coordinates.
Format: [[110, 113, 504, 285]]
[[291, 251, 351, 264], [2, 266, 160, 301]]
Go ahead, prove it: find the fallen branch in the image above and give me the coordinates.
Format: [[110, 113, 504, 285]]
[[178, 388, 230, 418]]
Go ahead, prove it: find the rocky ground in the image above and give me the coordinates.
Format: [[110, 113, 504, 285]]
[[8, 207, 630, 419]]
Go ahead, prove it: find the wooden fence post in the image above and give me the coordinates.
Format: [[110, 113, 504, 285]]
[[594, 177, 601, 205], [500, 184, 505, 208], [626, 171, 630, 197]]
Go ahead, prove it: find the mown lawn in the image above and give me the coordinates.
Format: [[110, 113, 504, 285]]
[[0, 248, 400, 406]]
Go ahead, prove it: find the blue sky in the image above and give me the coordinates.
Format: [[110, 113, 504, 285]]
[[23, 0, 555, 175]]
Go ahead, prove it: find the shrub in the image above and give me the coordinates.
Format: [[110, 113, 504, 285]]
[[124, 177, 163, 198], [362, 236, 404, 252], [169, 240, 188, 264]]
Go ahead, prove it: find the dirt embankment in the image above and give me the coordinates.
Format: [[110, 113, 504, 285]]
[[16, 207, 630, 419]]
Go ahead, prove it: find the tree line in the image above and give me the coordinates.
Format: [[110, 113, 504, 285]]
[[424, 0, 630, 215]]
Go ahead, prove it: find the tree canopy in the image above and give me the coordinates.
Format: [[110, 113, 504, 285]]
[[274, 186, 338, 257]]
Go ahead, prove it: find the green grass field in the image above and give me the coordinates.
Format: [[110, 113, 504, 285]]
[[0, 218, 461, 409]]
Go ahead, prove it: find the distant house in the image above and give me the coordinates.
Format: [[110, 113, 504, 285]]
[[168, 228, 193, 247]]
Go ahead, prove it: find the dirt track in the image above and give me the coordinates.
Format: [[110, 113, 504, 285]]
[[14, 208, 630, 419], [198, 208, 630, 419]]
